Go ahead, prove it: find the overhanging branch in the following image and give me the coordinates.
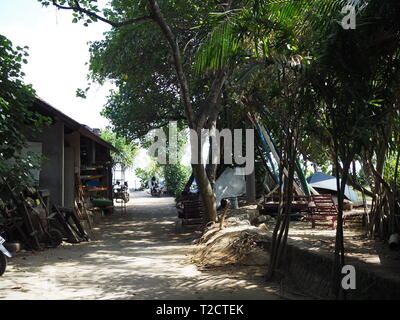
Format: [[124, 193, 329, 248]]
[[147, 0, 196, 129], [51, 0, 152, 28]]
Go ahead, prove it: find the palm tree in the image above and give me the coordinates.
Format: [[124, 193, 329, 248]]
[[193, 0, 388, 298]]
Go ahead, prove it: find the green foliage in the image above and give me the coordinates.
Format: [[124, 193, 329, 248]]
[[92, 22, 186, 140], [76, 0, 227, 141], [305, 0, 400, 166], [0, 34, 48, 185], [161, 124, 190, 198], [135, 122, 190, 197], [134, 168, 152, 189], [38, 0, 117, 26], [384, 153, 400, 188], [100, 128, 138, 168], [40, 1, 400, 235], [163, 163, 191, 199], [194, 0, 348, 73], [135, 162, 162, 189]]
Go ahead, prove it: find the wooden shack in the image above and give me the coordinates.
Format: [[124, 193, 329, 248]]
[[26, 98, 118, 211]]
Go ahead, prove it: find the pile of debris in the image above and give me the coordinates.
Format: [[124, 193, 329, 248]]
[[192, 205, 273, 269], [0, 177, 90, 252]]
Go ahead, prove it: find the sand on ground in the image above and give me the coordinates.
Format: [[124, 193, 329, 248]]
[[0, 191, 287, 300]]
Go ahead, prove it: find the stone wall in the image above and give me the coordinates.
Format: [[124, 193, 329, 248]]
[[282, 242, 400, 299]]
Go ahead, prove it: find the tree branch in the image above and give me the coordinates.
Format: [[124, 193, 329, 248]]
[[147, 0, 196, 129], [51, 0, 152, 28]]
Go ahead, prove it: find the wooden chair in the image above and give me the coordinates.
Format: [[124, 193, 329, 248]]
[[305, 194, 338, 229]]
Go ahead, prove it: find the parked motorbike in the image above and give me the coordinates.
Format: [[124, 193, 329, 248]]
[[150, 184, 162, 197], [0, 235, 12, 276], [113, 181, 130, 203]]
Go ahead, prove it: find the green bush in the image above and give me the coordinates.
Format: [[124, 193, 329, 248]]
[[135, 168, 153, 189], [163, 164, 191, 199]]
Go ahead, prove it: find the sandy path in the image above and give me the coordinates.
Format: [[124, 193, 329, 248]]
[[0, 192, 282, 300]]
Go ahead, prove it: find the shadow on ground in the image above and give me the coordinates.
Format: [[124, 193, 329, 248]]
[[0, 191, 285, 300]]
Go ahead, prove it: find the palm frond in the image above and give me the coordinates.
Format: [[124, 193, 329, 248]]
[[194, 13, 243, 74], [194, 0, 367, 74]]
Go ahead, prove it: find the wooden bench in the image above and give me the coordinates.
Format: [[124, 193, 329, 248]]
[[177, 200, 204, 225], [343, 211, 366, 226], [260, 194, 310, 217], [305, 194, 338, 229]]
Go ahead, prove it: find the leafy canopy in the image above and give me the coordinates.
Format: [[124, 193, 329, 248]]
[[100, 128, 138, 168]]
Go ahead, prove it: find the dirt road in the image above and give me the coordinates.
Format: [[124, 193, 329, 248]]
[[0, 192, 283, 300]]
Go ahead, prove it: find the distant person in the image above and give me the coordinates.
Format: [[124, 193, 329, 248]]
[[149, 176, 158, 190], [113, 180, 121, 191]]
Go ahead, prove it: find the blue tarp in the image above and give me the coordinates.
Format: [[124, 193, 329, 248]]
[[307, 172, 359, 203]]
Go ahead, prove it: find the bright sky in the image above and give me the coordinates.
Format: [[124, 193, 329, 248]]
[[0, 0, 112, 129]]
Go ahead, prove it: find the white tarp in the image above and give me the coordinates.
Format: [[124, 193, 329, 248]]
[[215, 167, 246, 207]]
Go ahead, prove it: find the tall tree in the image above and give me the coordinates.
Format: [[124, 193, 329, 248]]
[[39, 0, 238, 222]]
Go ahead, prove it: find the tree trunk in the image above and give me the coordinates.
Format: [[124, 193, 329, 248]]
[[332, 150, 351, 300], [183, 173, 195, 192], [366, 141, 390, 239], [147, 0, 225, 223], [266, 126, 296, 280], [192, 163, 217, 222], [205, 117, 219, 192]]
